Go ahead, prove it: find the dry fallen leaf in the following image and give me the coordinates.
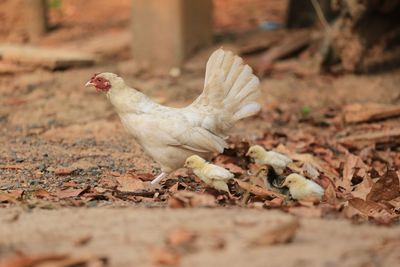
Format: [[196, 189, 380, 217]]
[[341, 127, 400, 150], [98, 177, 117, 188], [235, 179, 285, 199], [341, 154, 364, 191], [367, 170, 400, 202], [285, 152, 339, 180], [0, 254, 107, 267], [324, 182, 338, 205], [54, 167, 75, 175], [166, 227, 196, 247], [0, 190, 24, 203], [349, 198, 399, 224], [168, 191, 216, 208], [341, 154, 358, 191], [0, 254, 68, 267], [62, 181, 77, 188], [117, 174, 146, 192], [264, 197, 284, 208], [213, 155, 245, 174], [343, 103, 400, 124], [385, 196, 400, 213], [32, 189, 52, 199], [302, 162, 320, 179], [0, 165, 23, 170], [150, 247, 180, 266], [56, 186, 89, 199], [250, 219, 300, 246], [2, 97, 27, 106], [168, 183, 180, 194], [351, 172, 374, 200], [127, 170, 155, 181]]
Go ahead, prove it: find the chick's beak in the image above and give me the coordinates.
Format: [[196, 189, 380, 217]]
[[245, 151, 250, 156]]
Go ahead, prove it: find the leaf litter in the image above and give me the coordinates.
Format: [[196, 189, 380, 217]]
[[2, 102, 400, 226]]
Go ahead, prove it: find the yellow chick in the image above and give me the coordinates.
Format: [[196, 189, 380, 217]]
[[282, 173, 324, 201], [184, 155, 233, 195], [246, 145, 292, 174]]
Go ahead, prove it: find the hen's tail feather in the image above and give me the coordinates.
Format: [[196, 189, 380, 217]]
[[233, 102, 261, 121], [205, 49, 261, 122], [204, 49, 225, 86], [189, 48, 261, 134]]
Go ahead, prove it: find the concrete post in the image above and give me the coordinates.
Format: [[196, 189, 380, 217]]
[[131, 0, 213, 70], [25, 0, 48, 39]]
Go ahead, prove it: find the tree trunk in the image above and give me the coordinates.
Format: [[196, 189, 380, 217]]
[[316, 0, 400, 73]]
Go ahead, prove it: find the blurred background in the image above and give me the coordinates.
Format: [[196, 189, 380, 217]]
[[1, 1, 400, 266], [1, 0, 400, 73]]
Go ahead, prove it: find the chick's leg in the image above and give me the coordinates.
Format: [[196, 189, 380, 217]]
[[151, 172, 167, 185]]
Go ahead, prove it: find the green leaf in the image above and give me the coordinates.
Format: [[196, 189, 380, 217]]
[[48, 0, 61, 10], [301, 105, 311, 116]]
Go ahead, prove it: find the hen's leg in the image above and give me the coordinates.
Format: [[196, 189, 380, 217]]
[[150, 172, 167, 185]]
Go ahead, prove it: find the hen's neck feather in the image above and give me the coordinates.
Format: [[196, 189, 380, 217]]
[[106, 85, 158, 114]]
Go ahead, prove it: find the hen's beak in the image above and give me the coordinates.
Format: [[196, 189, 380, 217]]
[[85, 80, 95, 87]]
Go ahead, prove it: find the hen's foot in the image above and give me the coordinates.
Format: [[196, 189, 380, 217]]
[[150, 172, 167, 185]]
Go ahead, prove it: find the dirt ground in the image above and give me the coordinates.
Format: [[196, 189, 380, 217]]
[[1, 208, 399, 267], [1, 1, 400, 267]]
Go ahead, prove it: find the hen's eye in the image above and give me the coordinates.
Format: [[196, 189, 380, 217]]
[[97, 78, 101, 82]]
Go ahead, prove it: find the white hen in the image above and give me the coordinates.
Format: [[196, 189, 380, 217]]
[[85, 49, 261, 184]]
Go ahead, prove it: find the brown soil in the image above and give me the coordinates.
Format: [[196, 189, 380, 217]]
[[1, 208, 399, 267]]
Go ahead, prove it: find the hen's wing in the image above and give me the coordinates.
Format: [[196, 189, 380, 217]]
[[166, 123, 227, 153], [134, 109, 227, 153], [183, 48, 261, 136]]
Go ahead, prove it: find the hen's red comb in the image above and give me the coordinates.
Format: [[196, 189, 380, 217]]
[[90, 73, 100, 80]]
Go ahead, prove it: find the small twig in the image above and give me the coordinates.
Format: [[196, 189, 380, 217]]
[[310, 0, 331, 31], [114, 190, 158, 199], [0, 165, 24, 170]]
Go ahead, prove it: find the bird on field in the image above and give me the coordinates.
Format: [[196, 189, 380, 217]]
[[184, 155, 233, 196], [256, 165, 289, 195], [246, 145, 292, 174], [282, 173, 324, 201], [85, 49, 261, 184]]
